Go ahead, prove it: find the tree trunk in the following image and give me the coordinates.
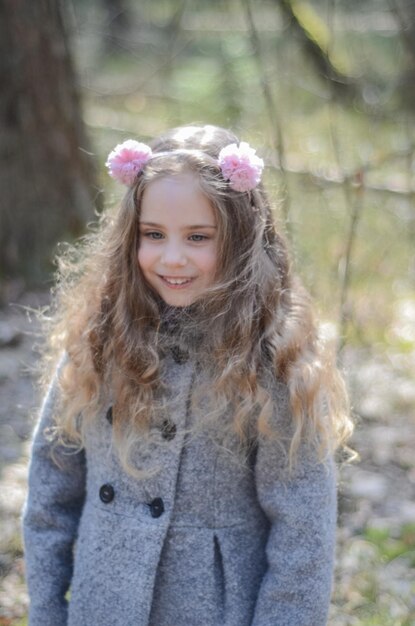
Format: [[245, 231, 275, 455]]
[[0, 0, 98, 289]]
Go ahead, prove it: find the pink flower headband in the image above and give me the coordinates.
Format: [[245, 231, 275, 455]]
[[106, 139, 264, 193]]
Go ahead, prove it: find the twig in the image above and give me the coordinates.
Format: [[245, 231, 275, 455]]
[[242, 0, 292, 235], [337, 182, 364, 354], [79, 35, 194, 98], [324, 0, 362, 357], [257, 145, 415, 196], [274, 0, 357, 102], [387, 0, 415, 60]]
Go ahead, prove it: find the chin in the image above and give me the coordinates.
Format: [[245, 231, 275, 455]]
[[163, 297, 195, 308], [156, 289, 195, 307]]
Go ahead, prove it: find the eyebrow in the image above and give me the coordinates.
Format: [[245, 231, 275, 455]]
[[140, 221, 217, 229]]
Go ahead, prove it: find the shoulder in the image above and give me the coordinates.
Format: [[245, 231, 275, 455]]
[[258, 365, 291, 427]]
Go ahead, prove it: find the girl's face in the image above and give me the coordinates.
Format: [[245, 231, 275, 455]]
[[138, 173, 218, 307]]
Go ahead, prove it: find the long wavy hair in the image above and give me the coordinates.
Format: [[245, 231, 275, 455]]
[[40, 124, 353, 475]]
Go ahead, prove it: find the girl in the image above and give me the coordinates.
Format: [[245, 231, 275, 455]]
[[22, 124, 352, 626]]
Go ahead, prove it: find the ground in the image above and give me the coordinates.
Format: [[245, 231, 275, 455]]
[[0, 293, 414, 625]]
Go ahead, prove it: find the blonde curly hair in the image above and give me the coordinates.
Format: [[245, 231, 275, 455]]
[[40, 124, 353, 475]]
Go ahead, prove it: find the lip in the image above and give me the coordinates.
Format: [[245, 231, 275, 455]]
[[158, 275, 196, 289]]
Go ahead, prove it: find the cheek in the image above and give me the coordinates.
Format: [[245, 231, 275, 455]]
[[199, 246, 218, 277], [137, 242, 154, 273]]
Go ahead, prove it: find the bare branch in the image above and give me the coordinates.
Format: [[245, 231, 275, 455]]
[[387, 0, 415, 60], [337, 184, 364, 354], [254, 144, 415, 196], [273, 0, 357, 102], [242, 0, 292, 233]]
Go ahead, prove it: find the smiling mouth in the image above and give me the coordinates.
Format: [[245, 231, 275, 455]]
[[159, 275, 195, 287]]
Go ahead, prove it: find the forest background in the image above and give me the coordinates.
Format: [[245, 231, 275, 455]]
[[0, 0, 414, 624]]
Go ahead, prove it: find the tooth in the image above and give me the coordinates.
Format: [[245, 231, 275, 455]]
[[165, 278, 189, 284]]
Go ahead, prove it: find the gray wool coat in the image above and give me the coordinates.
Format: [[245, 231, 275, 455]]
[[22, 347, 337, 626]]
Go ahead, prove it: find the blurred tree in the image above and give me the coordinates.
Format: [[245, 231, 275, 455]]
[[159, 0, 188, 91], [0, 0, 98, 294], [388, 0, 415, 109], [218, 40, 243, 126], [101, 0, 132, 54], [274, 0, 357, 101]]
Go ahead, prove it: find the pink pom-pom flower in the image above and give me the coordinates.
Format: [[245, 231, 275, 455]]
[[218, 141, 264, 192], [106, 140, 153, 186]]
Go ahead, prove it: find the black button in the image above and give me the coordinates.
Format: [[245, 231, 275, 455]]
[[161, 419, 176, 441], [149, 497, 164, 518], [171, 346, 189, 364], [106, 406, 113, 425], [99, 484, 115, 504]]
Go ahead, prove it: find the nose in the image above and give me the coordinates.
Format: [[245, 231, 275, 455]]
[[161, 241, 187, 267]]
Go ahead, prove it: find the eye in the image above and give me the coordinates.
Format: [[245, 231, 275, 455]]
[[189, 234, 208, 242], [143, 231, 164, 240]]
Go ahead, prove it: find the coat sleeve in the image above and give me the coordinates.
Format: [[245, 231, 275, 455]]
[[22, 365, 86, 626], [252, 383, 337, 626]]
